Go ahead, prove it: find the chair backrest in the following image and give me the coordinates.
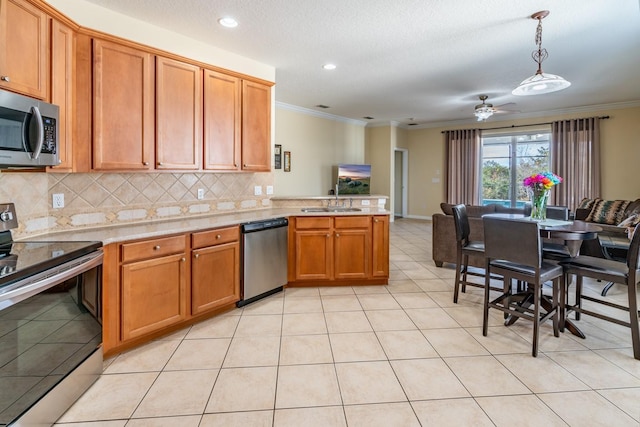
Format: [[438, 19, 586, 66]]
[[483, 217, 542, 268], [627, 223, 640, 271], [523, 204, 569, 220], [452, 204, 470, 244]]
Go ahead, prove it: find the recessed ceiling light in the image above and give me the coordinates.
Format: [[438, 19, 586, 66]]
[[322, 64, 337, 70], [218, 17, 238, 28]]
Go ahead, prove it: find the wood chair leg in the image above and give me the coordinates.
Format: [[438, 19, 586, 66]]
[[461, 254, 469, 294], [627, 279, 640, 360], [453, 248, 462, 304], [532, 283, 541, 357]]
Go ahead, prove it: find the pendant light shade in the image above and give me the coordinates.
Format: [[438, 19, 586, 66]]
[[513, 11, 570, 96]]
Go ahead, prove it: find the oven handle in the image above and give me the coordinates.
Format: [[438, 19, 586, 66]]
[[0, 250, 103, 310]]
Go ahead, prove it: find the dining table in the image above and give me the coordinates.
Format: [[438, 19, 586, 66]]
[[482, 213, 603, 339]]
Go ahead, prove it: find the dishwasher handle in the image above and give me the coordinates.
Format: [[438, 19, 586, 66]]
[[241, 217, 288, 233]]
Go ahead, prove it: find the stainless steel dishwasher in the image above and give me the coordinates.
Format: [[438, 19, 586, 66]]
[[238, 217, 288, 307]]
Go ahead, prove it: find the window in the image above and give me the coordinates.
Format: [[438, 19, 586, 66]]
[[481, 131, 551, 207]]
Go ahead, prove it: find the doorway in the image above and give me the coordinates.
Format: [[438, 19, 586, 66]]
[[394, 149, 408, 219]]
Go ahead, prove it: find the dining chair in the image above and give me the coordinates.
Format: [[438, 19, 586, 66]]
[[559, 223, 640, 360], [483, 216, 564, 357], [452, 204, 490, 303]]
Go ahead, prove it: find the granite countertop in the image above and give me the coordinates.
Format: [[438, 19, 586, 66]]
[[19, 206, 389, 245]]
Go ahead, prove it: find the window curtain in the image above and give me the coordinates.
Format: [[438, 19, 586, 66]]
[[445, 129, 481, 205], [550, 118, 601, 211]]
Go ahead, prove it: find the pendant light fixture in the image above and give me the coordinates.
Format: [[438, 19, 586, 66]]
[[512, 10, 570, 96]]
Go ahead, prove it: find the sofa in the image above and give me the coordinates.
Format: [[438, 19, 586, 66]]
[[432, 203, 524, 268], [573, 198, 640, 258]]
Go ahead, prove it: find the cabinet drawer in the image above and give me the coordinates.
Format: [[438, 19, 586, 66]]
[[334, 216, 370, 229], [121, 235, 186, 263], [295, 217, 332, 229], [192, 226, 239, 249]]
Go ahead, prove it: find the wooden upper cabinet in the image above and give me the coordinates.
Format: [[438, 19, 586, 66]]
[[92, 39, 154, 170], [203, 69, 241, 171], [48, 19, 74, 171], [156, 57, 202, 170], [241, 80, 271, 171], [0, 0, 49, 99]]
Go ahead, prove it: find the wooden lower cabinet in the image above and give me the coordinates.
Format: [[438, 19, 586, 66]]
[[121, 252, 187, 340], [104, 227, 240, 355], [191, 227, 240, 315], [372, 215, 390, 277], [288, 215, 389, 286]]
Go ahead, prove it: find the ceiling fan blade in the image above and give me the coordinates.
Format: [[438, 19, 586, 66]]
[[495, 102, 516, 109]]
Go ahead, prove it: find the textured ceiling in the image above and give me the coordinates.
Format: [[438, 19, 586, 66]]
[[81, 0, 640, 126]]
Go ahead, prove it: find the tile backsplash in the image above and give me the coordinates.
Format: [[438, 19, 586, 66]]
[[1, 171, 273, 239]]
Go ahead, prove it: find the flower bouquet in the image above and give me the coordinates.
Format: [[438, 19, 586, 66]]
[[523, 172, 563, 221]]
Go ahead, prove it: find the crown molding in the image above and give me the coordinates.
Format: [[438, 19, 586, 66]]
[[276, 99, 640, 130], [402, 100, 640, 130], [275, 102, 367, 126]]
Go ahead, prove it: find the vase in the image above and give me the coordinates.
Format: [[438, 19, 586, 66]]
[[528, 187, 550, 221]]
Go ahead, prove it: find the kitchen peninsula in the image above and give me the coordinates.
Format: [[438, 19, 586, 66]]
[[26, 196, 389, 356]]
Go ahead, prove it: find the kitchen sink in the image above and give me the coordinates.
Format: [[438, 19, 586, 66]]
[[300, 207, 329, 212], [327, 207, 362, 212], [300, 207, 362, 212]]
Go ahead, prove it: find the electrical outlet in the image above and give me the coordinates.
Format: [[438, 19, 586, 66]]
[[52, 193, 64, 209], [254, 185, 262, 196], [266, 185, 274, 195], [361, 199, 370, 206], [197, 188, 204, 200]]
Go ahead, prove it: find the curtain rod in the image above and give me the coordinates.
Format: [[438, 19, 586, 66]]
[[441, 115, 610, 134]]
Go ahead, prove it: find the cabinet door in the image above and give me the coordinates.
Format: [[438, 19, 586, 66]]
[[203, 69, 240, 170], [295, 229, 332, 280], [121, 253, 187, 340], [334, 227, 370, 280], [191, 241, 240, 315], [0, 0, 48, 99], [93, 39, 154, 170], [241, 80, 271, 171], [48, 19, 74, 171], [156, 57, 201, 170], [372, 216, 389, 278]]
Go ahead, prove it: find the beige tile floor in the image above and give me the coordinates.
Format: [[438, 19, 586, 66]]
[[55, 218, 640, 426]]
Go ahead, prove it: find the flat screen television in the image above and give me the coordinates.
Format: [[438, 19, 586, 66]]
[[337, 164, 371, 195]]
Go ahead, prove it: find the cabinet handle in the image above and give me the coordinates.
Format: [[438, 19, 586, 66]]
[[243, 163, 247, 167], [216, 234, 222, 239], [181, 257, 186, 262], [326, 234, 330, 238], [0, 76, 9, 82], [158, 162, 163, 166], [143, 161, 149, 166], [194, 253, 200, 259], [335, 233, 340, 237], [374, 219, 379, 223], [153, 245, 160, 250]]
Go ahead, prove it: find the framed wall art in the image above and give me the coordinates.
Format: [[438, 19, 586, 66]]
[[274, 144, 282, 169], [284, 151, 291, 172]]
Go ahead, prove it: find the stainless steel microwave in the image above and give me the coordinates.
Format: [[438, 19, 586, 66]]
[[0, 88, 59, 168]]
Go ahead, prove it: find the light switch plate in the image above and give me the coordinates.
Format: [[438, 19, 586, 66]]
[[361, 200, 370, 206], [197, 188, 204, 200], [266, 185, 274, 195], [254, 186, 262, 196]]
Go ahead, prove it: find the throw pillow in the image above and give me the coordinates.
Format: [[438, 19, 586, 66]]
[[577, 197, 600, 210], [585, 199, 631, 225], [618, 213, 640, 240]]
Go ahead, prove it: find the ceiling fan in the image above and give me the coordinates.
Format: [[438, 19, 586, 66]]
[[473, 95, 517, 121]]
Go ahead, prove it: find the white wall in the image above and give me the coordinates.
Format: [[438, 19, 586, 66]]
[[274, 105, 366, 196]]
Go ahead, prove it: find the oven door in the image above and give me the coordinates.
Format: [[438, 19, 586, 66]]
[[0, 252, 103, 426]]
